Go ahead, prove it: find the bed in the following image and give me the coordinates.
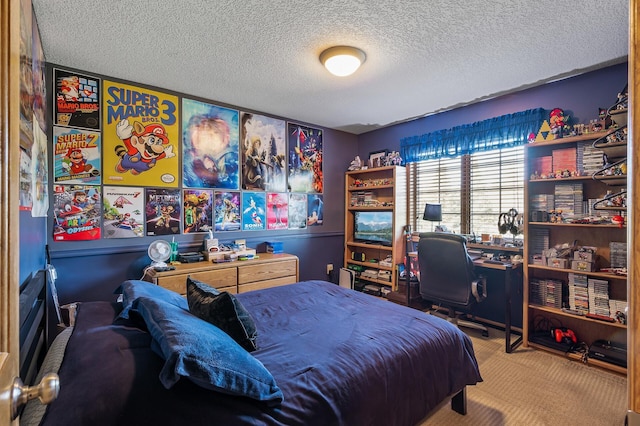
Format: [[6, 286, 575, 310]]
[[26, 279, 482, 426]]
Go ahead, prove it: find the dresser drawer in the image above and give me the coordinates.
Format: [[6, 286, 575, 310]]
[[238, 275, 297, 293], [238, 259, 297, 285], [157, 268, 237, 295]]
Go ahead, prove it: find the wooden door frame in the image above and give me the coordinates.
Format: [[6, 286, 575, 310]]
[[0, 0, 22, 423]]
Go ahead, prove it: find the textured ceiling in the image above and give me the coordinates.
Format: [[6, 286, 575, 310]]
[[32, 0, 629, 135]]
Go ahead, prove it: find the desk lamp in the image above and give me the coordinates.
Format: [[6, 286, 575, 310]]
[[423, 203, 442, 231]]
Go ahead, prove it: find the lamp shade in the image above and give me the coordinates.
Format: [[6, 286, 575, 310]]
[[319, 46, 366, 77], [423, 203, 442, 222]]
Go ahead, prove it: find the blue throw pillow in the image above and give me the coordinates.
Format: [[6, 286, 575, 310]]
[[186, 276, 258, 352], [115, 280, 188, 319], [134, 296, 283, 405]]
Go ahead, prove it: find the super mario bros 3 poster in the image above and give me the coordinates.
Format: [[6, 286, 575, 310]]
[[53, 126, 101, 185], [103, 81, 180, 188], [288, 124, 323, 193], [52, 185, 101, 241], [54, 68, 100, 130], [182, 98, 239, 190]]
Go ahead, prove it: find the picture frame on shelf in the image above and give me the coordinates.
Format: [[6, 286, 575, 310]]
[[368, 149, 388, 168]]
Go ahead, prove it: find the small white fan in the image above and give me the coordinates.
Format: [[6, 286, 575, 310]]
[[148, 239, 172, 268]]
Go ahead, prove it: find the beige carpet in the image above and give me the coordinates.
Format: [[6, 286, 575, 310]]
[[421, 329, 627, 425]]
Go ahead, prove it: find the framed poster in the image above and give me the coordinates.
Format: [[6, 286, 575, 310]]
[[240, 112, 286, 192], [287, 124, 323, 193]]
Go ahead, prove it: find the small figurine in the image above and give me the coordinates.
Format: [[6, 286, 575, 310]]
[[348, 155, 362, 171], [549, 108, 570, 138]]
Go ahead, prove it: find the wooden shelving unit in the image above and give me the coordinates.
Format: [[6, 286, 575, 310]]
[[344, 166, 407, 291], [523, 124, 628, 374]]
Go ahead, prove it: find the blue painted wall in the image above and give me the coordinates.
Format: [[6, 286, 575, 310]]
[[25, 61, 627, 337], [358, 62, 628, 157]]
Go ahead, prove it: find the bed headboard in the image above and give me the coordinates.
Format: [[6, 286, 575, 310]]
[[19, 269, 48, 385]]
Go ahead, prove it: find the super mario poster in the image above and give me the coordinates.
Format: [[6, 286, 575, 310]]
[[288, 124, 323, 193], [54, 68, 100, 130], [182, 98, 239, 190], [145, 188, 181, 236], [266, 192, 288, 230], [307, 194, 324, 226], [241, 191, 266, 231], [183, 189, 213, 234], [103, 81, 179, 188], [52, 185, 101, 241], [103, 186, 144, 238], [214, 191, 241, 232], [288, 193, 307, 229], [240, 112, 286, 192], [53, 126, 101, 185]]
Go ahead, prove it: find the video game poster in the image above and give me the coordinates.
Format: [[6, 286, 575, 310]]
[[53, 126, 101, 185], [266, 192, 288, 230], [103, 186, 145, 238], [145, 188, 181, 236], [183, 189, 213, 233], [182, 98, 239, 190], [288, 193, 307, 229], [288, 124, 323, 193], [54, 68, 100, 130], [241, 191, 266, 231], [103, 80, 179, 187], [307, 194, 324, 226], [52, 184, 101, 241], [240, 112, 286, 192], [214, 191, 241, 232]]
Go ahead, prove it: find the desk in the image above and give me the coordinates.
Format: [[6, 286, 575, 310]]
[[473, 259, 523, 353]]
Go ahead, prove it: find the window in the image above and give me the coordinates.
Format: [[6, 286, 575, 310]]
[[408, 146, 524, 238]]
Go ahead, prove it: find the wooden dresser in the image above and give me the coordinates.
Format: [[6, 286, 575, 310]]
[[143, 253, 299, 295]]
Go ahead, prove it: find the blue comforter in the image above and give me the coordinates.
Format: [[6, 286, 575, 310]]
[[41, 280, 481, 426]]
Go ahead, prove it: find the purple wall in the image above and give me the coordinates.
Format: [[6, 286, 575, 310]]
[[357, 62, 628, 157]]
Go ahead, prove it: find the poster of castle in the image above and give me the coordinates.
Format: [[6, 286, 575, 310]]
[[240, 112, 286, 192], [103, 81, 179, 187]]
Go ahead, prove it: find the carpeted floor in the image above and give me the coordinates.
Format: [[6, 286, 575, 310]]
[[421, 327, 627, 425]]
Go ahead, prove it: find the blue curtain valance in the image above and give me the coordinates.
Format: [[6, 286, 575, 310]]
[[400, 108, 546, 163]]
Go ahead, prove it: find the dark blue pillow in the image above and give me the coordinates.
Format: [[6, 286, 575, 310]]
[[134, 296, 283, 405], [115, 280, 188, 319], [186, 276, 258, 352]]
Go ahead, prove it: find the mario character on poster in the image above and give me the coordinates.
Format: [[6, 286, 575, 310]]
[[240, 112, 287, 192], [183, 189, 213, 233], [103, 81, 179, 187], [54, 69, 100, 130], [288, 124, 323, 193], [241, 191, 266, 231], [145, 188, 181, 236], [267, 192, 288, 230], [53, 126, 101, 185], [182, 98, 239, 190], [103, 186, 144, 238], [53, 185, 101, 241], [214, 191, 241, 232]]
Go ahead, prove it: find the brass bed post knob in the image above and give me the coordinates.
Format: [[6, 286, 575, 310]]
[[11, 373, 59, 420]]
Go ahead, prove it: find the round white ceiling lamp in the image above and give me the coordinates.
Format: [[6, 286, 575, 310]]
[[319, 46, 366, 77]]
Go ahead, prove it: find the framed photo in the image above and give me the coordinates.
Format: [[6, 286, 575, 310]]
[[368, 149, 388, 168]]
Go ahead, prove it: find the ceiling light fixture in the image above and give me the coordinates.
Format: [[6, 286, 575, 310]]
[[319, 46, 366, 77]]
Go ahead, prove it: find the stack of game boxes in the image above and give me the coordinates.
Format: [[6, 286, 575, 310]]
[[568, 273, 589, 314], [529, 278, 563, 308], [554, 183, 583, 218], [552, 147, 577, 175], [588, 277, 610, 317], [609, 241, 627, 268], [577, 141, 604, 176]]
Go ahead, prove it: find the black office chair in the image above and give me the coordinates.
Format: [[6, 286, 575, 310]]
[[417, 232, 489, 336]]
